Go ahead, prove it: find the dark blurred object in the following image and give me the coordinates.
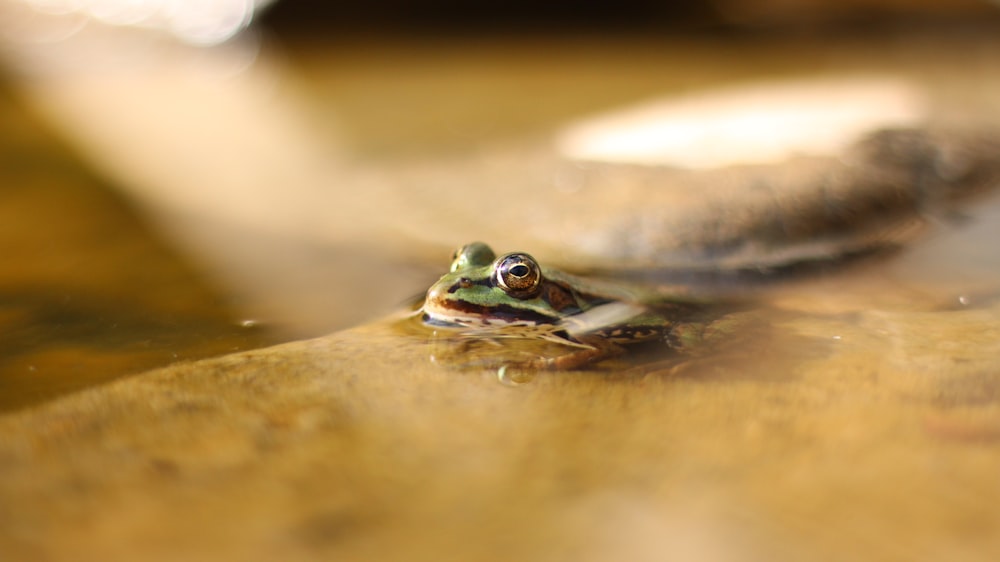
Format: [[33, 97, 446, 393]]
[[260, 0, 999, 32], [260, 0, 719, 32], [714, 0, 998, 27]]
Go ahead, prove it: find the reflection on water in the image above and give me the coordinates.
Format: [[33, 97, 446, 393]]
[[400, 189, 1000, 387], [0, 87, 282, 411], [403, 295, 852, 393], [0, 288, 272, 411]]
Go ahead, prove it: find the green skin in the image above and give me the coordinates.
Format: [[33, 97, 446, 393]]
[[421, 242, 705, 369]]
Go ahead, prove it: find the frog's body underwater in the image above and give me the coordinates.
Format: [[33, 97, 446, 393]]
[[421, 242, 706, 370]]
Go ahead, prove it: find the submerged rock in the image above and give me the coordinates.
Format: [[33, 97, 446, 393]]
[[2, 298, 1000, 561]]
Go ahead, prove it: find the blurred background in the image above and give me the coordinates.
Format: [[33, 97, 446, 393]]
[[2, 0, 1000, 411]]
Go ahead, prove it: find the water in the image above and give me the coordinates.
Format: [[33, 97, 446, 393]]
[[4, 31, 1000, 414], [0, 90, 283, 411], [3, 33, 1000, 560]]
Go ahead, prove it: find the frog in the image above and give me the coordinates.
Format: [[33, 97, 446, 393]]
[[421, 242, 713, 370]]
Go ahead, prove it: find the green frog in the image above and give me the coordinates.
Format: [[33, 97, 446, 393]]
[[421, 242, 710, 370]]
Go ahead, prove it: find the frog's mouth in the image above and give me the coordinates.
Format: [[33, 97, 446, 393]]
[[420, 299, 560, 329], [419, 308, 591, 348]]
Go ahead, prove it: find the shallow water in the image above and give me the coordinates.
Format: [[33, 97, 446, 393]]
[[1, 24, 999, 561], [4, 30, 1000, 413], [0, 88, 284, 411], [3, 278, 999, 560]]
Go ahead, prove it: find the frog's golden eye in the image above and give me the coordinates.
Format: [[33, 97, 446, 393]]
[[495, 253, 542, 297]]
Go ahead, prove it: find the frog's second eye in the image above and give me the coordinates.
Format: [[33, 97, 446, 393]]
[[450, 242, 497, 272], [495, 253, 542, 297]]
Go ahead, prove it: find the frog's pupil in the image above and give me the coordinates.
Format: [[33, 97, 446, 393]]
[[510, 264, 530, 277]]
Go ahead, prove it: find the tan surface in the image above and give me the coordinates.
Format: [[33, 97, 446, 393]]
[[1, 290, 999, 561]]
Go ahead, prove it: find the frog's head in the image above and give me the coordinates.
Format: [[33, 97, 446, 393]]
[[422, 242, 571, 328]]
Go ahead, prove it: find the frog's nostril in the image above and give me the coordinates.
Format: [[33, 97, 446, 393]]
[[447, 278, 473, 293]]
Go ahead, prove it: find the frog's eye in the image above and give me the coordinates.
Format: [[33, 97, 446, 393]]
[[450, 242, 496, 272], [495, 253, 542, 297]]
